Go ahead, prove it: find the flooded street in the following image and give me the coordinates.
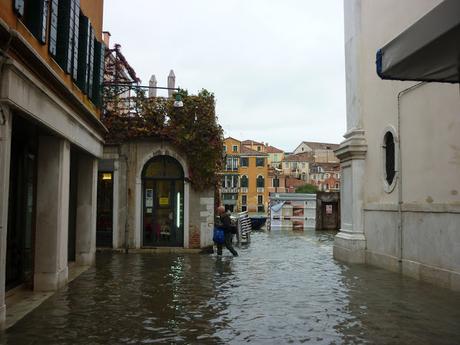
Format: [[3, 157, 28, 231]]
[[2, 231, 460, 345]]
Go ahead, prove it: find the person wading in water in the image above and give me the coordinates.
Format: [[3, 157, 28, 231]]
[[216, 206, 239, 257]]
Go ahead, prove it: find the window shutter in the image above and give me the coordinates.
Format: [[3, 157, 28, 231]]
[[71, 0, 80, 81], [56, 0, 79, 75], [92, 40, 105, 107], [77, 14, 89, 91], [14, 0, 25, 17], [23, 0, 48, 44], [86, 26, 95, 98], [49, 0, 58, 56]]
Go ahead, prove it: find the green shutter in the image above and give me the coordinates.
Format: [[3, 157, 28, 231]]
[[56, 0, 79, 75], [49, 0, 58, 56], [23, 0, 47, 44], [86, 26, 95, 98], [92, 40, 105, 107], [71, 0, 80, 80], [77, 14, 89, 92], [14, 0, 25, 17]]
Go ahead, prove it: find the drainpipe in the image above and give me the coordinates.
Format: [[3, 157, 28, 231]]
[[396, 82, 424, 265]]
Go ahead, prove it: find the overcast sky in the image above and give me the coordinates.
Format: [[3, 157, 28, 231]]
[[103, 1, 346, 152]]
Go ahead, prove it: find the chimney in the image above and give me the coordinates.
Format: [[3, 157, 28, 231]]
[[167, 70, 175, 98], [102, 31, 111, 47], [149, 75, 157, 98]]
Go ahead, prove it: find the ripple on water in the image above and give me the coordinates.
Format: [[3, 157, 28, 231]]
[[1, 231, 460, 344]]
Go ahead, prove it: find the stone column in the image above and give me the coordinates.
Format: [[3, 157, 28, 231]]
[[0, 105, 12, 328], [333, 0, 368, 263], [34, 137, 70, 291], [75, 154, 97, 266]]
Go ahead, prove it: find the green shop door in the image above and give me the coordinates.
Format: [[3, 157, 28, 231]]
[[142, 156, 184, 247]]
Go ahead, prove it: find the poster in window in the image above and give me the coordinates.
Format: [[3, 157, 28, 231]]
[[145, 189, 153, 207], [159, 197, 169, 206], [326, 204, 333, 214]]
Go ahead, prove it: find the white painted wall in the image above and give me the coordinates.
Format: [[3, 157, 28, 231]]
[[337, 0, 460, 289]]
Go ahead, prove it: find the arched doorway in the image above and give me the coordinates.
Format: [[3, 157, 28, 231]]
[[142, 155, 184, 247]]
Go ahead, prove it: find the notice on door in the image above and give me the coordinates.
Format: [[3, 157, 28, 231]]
[[326, 204, 333, 214], [146, 189, 153, 207], [159, 197, 169, 206]]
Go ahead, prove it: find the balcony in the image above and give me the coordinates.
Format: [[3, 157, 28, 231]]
[[256, 187, 264, 193], [221, 187, 239, 193]]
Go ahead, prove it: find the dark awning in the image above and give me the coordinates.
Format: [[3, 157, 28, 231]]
[[376, 0, 460, 83]]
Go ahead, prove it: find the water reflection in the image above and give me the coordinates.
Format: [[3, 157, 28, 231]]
[[1, 231, 460, 344]]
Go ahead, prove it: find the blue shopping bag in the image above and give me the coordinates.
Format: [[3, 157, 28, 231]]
[[213, 227, 225, 244]]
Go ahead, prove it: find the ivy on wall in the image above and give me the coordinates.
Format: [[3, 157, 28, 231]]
[[102, 88, 224, 191]]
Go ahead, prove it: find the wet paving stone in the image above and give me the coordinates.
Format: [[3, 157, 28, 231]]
[[2, 231, 460, 344]]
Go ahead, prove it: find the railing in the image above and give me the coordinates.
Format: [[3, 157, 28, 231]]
[[221, 187, 239, 193], [256, 187, 264, 192]]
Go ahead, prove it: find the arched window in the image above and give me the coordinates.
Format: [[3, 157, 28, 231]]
[[142, 155, 184, 179], [384, 131, 395, 185], [241, 175, 248, 188], [256, 175, 264, 188]]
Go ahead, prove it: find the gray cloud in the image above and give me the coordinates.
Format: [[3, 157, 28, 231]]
[[104, 0, 346, 151]]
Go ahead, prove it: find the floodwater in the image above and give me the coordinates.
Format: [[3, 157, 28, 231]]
[[2, 231, 460, 345]]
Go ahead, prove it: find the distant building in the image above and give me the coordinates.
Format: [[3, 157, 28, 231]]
[[293, 141, 339, 163], [266, 145, 285, 168], [309, 163, 341, 192], [281, 152, 313, 181], [221, 138, 269, 213]]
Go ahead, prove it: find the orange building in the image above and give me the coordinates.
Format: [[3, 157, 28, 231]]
[[221, 138, 269, 214], [0, 0, 106, 327]]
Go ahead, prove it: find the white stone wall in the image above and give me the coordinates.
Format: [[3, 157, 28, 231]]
[[336, 0, 460, 290]]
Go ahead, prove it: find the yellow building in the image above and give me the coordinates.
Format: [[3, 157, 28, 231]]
[[0, 0, 106, 326], [221, 138, 269, 214]]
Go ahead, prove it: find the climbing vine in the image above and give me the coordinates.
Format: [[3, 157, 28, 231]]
[[102, 88, 224, 191]]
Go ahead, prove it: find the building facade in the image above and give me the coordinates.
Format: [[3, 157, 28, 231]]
[[221, 137, 269, 213], [0, 0, 106, 327], [293, 141, 339, 163], [281, 152, 313, 181], [309, 163, 341, 192], [334, 0, 460, 290]]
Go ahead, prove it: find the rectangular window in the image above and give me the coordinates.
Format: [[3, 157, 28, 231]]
[[232, 157, 239, 171], [257, 195, 263, 204], [232, 145, 238, 152], [91, 40, 105, 107], [257, 205, 265, 212], [223, 145, 227, 152], [86, 27, 95, 97], [242, 195, 247, 205], [56, 0, 80, 75], [77, 13, 92, 92], [240, 157, 249, 167], [256, 158, 265, 167], [241, 205, 247, 212], [23, 0, 49, 44], [49, 0, 58, 56], [226, 157, 232, 170]]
